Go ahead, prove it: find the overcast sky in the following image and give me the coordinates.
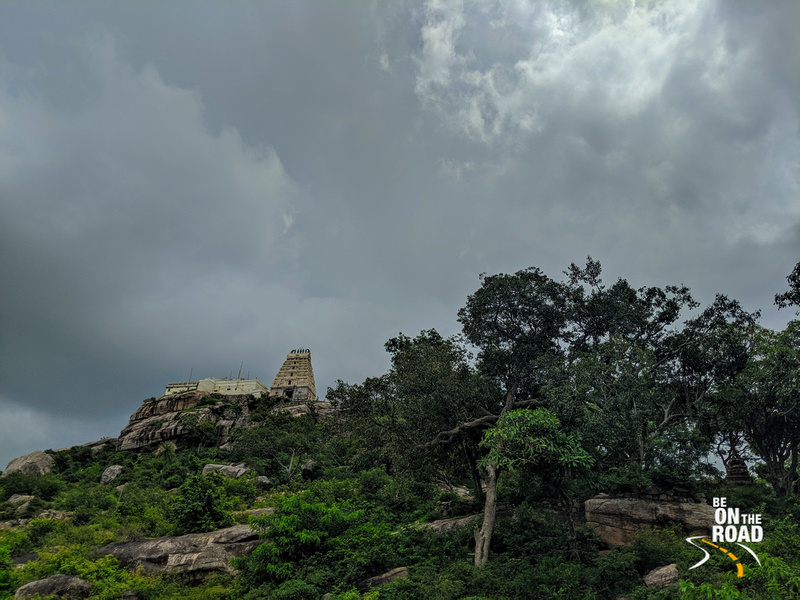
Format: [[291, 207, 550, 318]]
[[1, 0, 798, 469]]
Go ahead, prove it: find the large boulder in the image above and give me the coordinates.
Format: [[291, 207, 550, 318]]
[[585, 495, 714, 546], [202, 463, 250, 478], [7, 494, 34, 505], [97, 524, 261, 573], [417, 514, 480, 535], [644, 564, 679, 588], [3, 451, 55, 478], [100, 465, 123, 484], [14, 574, 92, 599]]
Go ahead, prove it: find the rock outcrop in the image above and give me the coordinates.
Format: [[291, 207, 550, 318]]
[[585, 494, 714, 546], [358, 567, 410, 592], [417, 514, 481, 534], [117, 391, 250, 451], [97, 524, 261, 573], [117, 390, 338, 451], [53, 438, 116, 454], [3, 451, 55, 478], [272, 401, 337, 419], [14, 574, 92, 599], [7, 494, 34, 505], [128, 391, 212, 422]]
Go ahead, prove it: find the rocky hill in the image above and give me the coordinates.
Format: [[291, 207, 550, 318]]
[[117, 390, 336, 451]]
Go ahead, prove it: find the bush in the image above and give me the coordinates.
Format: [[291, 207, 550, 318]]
[[273, 579, 320, 599], [0, 547, 13, 600], [0, 474, 62, 502], [26, 519, 59, 546], [169, 473, 234, 535]]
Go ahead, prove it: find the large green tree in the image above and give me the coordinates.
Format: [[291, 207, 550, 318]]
[[329, 330, 490, 491], [729, 322, 800, 496]]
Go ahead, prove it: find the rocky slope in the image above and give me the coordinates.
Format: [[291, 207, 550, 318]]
[[97, 524, 262, 573]]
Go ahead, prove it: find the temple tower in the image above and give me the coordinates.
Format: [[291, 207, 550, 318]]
[[270, 349, 317, 401]]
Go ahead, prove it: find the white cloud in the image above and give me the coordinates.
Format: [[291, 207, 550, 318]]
[[414, 0, 709, 144]]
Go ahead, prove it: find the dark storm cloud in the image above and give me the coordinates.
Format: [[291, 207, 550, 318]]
[[1, 0, 797, 468]]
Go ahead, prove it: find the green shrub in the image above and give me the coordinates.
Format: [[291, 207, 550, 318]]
[[0, 528, 32, 556], [0, 547, 13, 600], [26, 519, 59, 546], [0, 473, 62, 501], [169, 473, 234, 535], [58, 485, 116, 513], [273, 579, 320, 599], [16, 544, 132, 598], [679, 580, 747, 599]]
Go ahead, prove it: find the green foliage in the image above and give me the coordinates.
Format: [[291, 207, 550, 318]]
[[272, 578, 320, 599], [115, 483, 172, 538], [180, 415, 219, 449], [328, 329, 490, 483], [679, 580, 747, 599], [16, 545, 133, 598], [247, 489, 367, 582], [0, 473, 62, 501], [774, 261, 800, 311], [236, 476, 432, 594], [227, 412, 323, 483], [0, 546, 13, 600], [169, 473, 234, 535], [479, 408, 592, 472]]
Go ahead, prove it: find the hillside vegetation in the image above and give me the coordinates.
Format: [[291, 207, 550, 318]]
[[2, 259, 799, 600]]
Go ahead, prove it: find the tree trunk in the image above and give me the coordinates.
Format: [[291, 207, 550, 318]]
[[474, 460, 498, 568], [463, 441, 485, 504]]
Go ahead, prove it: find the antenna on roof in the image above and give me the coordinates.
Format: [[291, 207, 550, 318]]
[[237, 361, 243, 380], [189, 368, 193, 383]]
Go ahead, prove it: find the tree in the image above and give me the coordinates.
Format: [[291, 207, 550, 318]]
[[731, 322, 800, 496], [775, 261, 800, 312], [329, 330, 490, 492], [154, 441, 177, 469], [458, 267, 575, 566], [459, 259, 712, 563], [473, 409, 592, 566]]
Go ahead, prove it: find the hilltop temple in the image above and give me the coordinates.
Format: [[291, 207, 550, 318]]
[[162, 348, 316, 402]]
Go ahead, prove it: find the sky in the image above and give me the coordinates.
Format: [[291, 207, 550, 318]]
[[1, 0, 798, 470]]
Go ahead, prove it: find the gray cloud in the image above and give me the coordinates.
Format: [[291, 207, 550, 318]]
[[1, 0, 797, 468]]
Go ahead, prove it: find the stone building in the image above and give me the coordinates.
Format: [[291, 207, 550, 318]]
[[270, 349, 317, 401]]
